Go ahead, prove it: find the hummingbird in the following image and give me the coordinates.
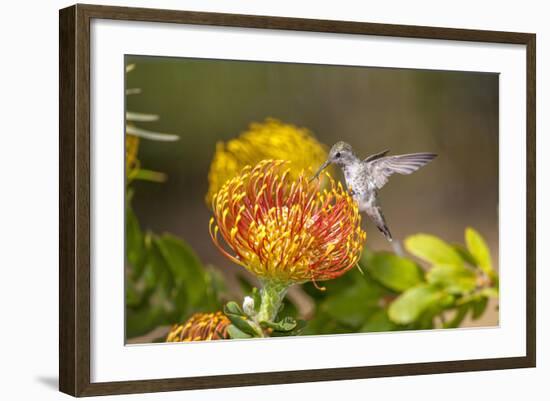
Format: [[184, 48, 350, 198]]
[[312, 141, 437, 242]]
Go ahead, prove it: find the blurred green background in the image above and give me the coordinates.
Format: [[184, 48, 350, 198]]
[[125, 55, 499, 342]]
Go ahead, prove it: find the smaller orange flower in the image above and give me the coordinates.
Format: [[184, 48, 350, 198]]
[[166, 312, 230, 342]]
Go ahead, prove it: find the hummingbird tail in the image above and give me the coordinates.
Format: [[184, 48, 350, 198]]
[[366, 206, 393, 242], [377, 223, 393, 242], [374, 217, 405, 256]]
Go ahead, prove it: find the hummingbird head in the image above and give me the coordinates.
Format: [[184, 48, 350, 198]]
[[328, 141, 356, 166], [311, 141, 356, 181]]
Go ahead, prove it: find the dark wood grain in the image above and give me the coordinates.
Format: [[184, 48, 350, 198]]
[[79, 3, 533, 44], [59, 3, 536, 397], [60, 5, 92, 396], [75, 356, 532, 396], [59, 5, 76, 395], [525, 34, 536, 367]]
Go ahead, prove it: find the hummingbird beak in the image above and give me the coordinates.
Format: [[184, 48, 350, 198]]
[[310, 159, 331, 182]]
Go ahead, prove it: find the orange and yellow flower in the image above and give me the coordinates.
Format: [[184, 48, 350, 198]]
[[209, 160, 366, 285], [166, 312, 230, 342]]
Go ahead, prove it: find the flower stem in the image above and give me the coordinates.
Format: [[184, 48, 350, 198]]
[[257, 280, 290, 323]]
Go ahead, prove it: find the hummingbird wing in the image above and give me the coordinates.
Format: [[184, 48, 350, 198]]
[[363, 149, 390, 163], [366, 152, 437, 190]]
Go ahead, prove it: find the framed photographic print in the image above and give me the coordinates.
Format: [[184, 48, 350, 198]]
[[59, 4, 536, 397]]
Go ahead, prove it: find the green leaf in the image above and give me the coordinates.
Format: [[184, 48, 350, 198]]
[[125, 281, 141, 307], [465, 227, 493, 275], [155, 235, 203, 276], [224, 301, 244, 316], [251, 287, 262, 312], [226, 314, 259, 336], [261, 316, 297, 332], [226, 324, 252, 339], [388, 285, 445, 325], [127, 233, 223, 341], [367, 252, 424, 292], [126, 304, 169, 338], [472, 296, 489, 320], [480, 287, 499, 298], [360, 308, 396, 332], [452, 244, 478, 267], [154, 234, 206, 306], [322, 281, 384, 328], [224, 301, 259, 336], [126, 206, 145, 272], [405, 234, 463, 267], [444, 304, 470, 328], [270, 320, 307, 337], [132, 168, 167, 183], [290, 319, 307, 335], [310, 266, 391, 331], [203, 266, 226, 308], [426, 264, 477, 294], [144, 241, 173, 293]]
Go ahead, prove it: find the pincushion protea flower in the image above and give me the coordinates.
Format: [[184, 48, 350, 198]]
[[166, 312, 230, 342], [209, 160, 366, 286], [205, 118, 331, 205]]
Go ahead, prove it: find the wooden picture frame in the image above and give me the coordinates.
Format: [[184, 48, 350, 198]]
[[59, 3, 536, 397]]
